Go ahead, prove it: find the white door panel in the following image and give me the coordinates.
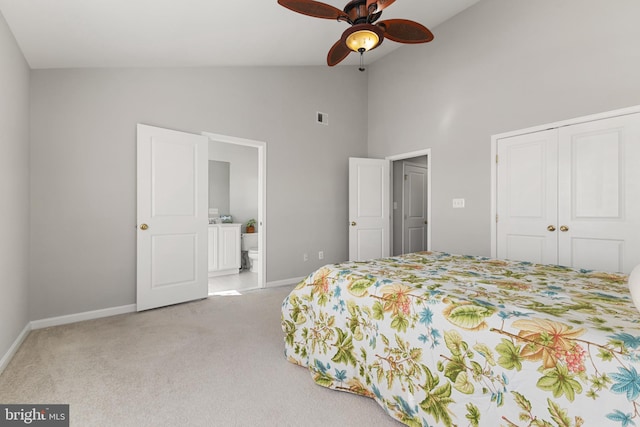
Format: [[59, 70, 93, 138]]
[[137, 124, 208, 311], [151, 139, 197, 216], [151, 233, 197, 286], [496, 129, 558, 265], [558, 113, 640, 273], [570, 238, 624, 273], [349, 158, 390, 261], [504, 235, 548, 265], [355, 228, 385, 261]]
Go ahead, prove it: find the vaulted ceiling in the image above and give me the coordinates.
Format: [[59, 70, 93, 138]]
[[0, 0, 479, 69]]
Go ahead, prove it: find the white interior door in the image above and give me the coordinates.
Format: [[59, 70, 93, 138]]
[[403, 163, 428, 254], [496, 129, 559, 265], [349, 157, 390, 261], [137, 124, 208, 311], [558, 113, 640, 273]]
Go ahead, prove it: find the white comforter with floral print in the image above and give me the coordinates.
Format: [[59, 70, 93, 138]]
[[282, 252, 639, 426]]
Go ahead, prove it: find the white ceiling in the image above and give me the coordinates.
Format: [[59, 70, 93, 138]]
[[0, 0, 479, 69]]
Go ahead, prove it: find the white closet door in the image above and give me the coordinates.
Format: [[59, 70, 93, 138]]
[[558, 113, 640, 273], [496, 129, 558, 265]]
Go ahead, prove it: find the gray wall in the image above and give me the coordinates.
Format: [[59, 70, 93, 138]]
[[0, 11, 30, 362], [368, 0, 640, 257], [29, 66, 368, 319]]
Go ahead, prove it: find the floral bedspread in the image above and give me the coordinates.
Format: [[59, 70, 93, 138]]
[[281, 252, 640, 427]]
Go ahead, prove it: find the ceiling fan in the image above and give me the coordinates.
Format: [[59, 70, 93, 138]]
[[277, 0, 434, 70]]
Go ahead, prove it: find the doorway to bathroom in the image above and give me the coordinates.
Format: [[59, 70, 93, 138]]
[[202, 132, 266, 295]]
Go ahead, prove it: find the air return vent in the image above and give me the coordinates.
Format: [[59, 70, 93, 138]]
[[316, 112, 328, 125]]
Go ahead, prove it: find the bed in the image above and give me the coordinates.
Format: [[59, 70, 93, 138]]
[[281, 251, 640, 426]]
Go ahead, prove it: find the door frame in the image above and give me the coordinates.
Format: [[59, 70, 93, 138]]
[[386, 149, 432, 253], [201, 131, 267, 288], [490, 104, 640, 258]]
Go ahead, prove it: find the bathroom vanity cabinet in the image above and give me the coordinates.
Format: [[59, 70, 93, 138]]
[[208, 223, 241, 276]]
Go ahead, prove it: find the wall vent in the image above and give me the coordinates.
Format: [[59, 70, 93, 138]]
[[316, 112, 328, 125]]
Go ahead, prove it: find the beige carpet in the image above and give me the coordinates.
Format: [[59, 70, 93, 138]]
[[0, 285, 401, 426]]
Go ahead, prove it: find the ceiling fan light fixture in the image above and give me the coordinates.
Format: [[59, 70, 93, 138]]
[[342, 24, 384, 53], [346, 29, 379, 52]]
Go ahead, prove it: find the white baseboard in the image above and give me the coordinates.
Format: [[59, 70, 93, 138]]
[[30, 304, 137, 330], [0, 323, 31, 375], [266, 276, 306, 288]]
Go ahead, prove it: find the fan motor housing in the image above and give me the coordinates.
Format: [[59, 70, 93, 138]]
[[344, 0, 380, 25]]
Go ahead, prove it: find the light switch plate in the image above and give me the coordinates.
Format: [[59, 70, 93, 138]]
[[452, 198, 465, 208]]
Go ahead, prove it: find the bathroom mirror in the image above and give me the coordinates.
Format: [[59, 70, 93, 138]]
[[208, 160, 230, 215]]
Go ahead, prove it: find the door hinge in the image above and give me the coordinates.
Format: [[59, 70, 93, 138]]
[[495, 154, 499, 164], [496, 214, 499, 223], [404, 174, 408, 181]]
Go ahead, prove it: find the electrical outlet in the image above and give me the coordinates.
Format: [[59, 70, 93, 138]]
[[303, 253, 309, 262], [318, 251, 324, 260]]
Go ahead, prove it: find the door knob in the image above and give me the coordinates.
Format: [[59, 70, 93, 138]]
[[547, 225, 556, 232], [351, 221, 357, 226], [140, 224, 149, 230], [560, 225, 569, 232]]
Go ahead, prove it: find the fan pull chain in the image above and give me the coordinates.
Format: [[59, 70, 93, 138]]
[[358, 48, 366, 72]]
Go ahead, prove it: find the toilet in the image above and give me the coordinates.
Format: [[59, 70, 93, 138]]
[[241, 233, 259, 272]]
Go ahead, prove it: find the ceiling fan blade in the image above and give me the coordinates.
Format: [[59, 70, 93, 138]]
[[278, 0, 346, 20], [377, 19, 434, 44], [327, 40, 351, 66], [366, 0, 396, 13]]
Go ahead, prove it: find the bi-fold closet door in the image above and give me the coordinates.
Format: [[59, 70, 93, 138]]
[[496, 112, 640, 274]]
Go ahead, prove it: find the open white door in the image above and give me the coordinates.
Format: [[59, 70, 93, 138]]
[[137, 124, 208, 311], [349, 157, 390, 261]]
